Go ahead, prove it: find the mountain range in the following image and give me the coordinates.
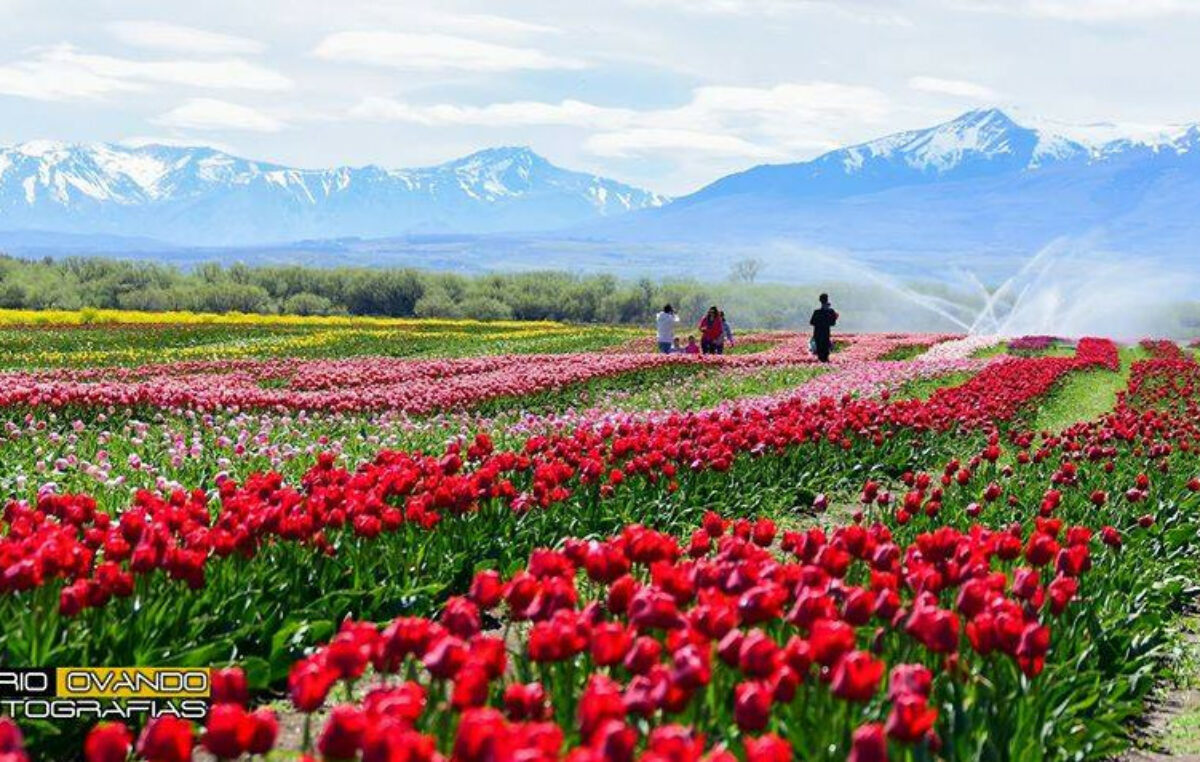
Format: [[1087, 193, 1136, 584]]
[[0, 142, 666, 246], [2, 108, 1200, 279], [684, 107, 1200, 202], [597, 108, 1200, 278]]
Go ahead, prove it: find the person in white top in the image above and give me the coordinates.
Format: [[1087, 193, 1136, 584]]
[[655, 304, 680, 354]]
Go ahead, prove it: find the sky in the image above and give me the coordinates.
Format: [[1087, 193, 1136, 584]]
[[1, 0, 1198, 196]]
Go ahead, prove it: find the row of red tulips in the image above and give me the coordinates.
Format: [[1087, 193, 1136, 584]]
[[41, 341, 1200, 761], [3, 335, 1151, 760], [4, 504, 1108, 762], [0, 341, 1116, 613]]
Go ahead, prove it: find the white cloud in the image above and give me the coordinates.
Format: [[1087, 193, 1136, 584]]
[[0, 44, 290, 102], [627, 0, 912, 25], [1025, 0, 1196, 20], [591, 82, 889, 158], [350, 97, 632, 128], [312, 31, 585, 71], [60, 47, 292, 91], [586, 128, 782, 158], [908, 76, 999, 100], [349, 80, 889, 163], [352, 81, 888, 130], [405, 12, 561, 37], [950, 0, 1199, 21], [629, 0, 783, 12], [153, 98, 284, 132], [0, 47, 141, 100], [108, 21, 265, 55], [682, 82, 891, 127]]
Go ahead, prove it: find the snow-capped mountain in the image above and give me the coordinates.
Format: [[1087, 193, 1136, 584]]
[[4, 110, 1200, 281], [0, 142, 667, 245], [672, 108, 1200, 204], [583, 108, 1200, 279]]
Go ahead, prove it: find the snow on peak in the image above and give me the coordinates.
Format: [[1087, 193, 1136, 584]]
[[844, 108, 1032, 173], [0, 140, 665, 240], [447, 147, 543, 197], [904, 109, 1025, 169], [1017, 114, 1197, 155], [12, 139, 75, 158], [835, 108, 1200, 176]]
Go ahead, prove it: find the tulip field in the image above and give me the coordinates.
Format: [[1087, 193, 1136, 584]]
[[4, 311, 1200, 761]]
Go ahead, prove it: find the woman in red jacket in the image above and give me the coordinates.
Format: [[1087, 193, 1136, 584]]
[[698, 306, 725, 355]]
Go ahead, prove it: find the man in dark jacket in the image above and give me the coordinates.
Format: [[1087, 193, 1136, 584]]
[[809, 293, 838, 362]]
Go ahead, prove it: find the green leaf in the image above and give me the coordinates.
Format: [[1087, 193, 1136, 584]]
[[241, 656, 272, 690]]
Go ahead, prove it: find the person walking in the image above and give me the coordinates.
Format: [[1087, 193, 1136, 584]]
[[656, 304, 680, 354], [809, 293, 838, 362], [699, 306, 724, 355], [717, 310, 734, 353]]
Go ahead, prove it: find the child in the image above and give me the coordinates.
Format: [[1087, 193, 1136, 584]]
[[684, 335, 701, 355], [672, 337, 683, 353]]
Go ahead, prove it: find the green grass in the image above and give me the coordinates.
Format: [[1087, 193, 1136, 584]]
[[879, 343, 933, 361], [0, 322, 643, 368], [470, 362, 830, 421], [1029, 370, 1125, 433], [597, 365, 829, 413], [1162, 710, 1200, 756], [1027, 346, 1150, 433], [973, 339, 1083, 361], [1144, 617, 1200, 756], [892, 371, 976, 401], [1010, 345, 1078, 358], [471, 364, 708, 416], [971, 342, 1009, 358], [725, 340, 779, 355]]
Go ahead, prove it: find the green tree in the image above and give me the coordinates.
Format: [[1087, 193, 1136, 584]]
[[413, 286, 463, 318], [459, 294, 513, 320], [283, 292, 336, 316]]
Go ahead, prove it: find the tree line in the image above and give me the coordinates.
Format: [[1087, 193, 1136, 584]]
[[17, 253, 1181, 334], [0, 255, 856, 327], [0, 255, 664, 322]]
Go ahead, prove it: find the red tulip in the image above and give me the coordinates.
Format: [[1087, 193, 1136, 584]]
[[84, 722, 132, 762], [210, 666, 249, 705], [848, 722, 888, 762], [0, 719, 26, 762], [317, 705, 366, 760], [734, 681, 772, 731], [243, 708, 279, 755], [504, 682, 550, 721], [288, 657, 336, 712], [1101, 525, 1122, 548], [888, 663, 932, 700], [905, 605, 960, 653], [738, 629, 780, 678], [469, 569, 504, 608], [590, 622, 633, 666], [744, 734, 792, 762], [453, 708, 516, 762], [201, 703, 250, 759], [831, 651, 884, 703], [136, 716, 194, 762], [886, 693, 939, 743], [1046, 576, 1079, 615]]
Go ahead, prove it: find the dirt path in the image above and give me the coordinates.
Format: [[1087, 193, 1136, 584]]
[[1125, 620, 1200, 760]]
